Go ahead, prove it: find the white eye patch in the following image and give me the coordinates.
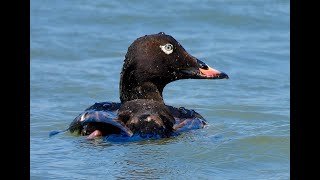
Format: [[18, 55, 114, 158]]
[[160, 43, 174, 54]]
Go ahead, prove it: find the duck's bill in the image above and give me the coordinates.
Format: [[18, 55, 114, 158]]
[[180, 59, 229, 79], [198, 66, 229, 79]]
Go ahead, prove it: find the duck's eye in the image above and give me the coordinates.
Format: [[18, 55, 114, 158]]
[[160, 43, 174, 55]]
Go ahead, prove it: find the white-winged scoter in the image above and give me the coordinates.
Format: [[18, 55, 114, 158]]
[[54, 32, 229, 140]]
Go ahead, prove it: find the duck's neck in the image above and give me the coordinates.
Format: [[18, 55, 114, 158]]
[[120, 81, 165, 103]]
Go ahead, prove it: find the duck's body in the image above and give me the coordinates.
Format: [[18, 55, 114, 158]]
[[67, 32, 228, 140], [69, 101, 207, 139]]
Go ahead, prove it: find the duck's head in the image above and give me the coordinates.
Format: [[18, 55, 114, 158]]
[[120, 32, 229, 102]]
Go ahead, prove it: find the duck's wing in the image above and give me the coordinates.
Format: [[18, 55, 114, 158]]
[[68, 102, 133, 137], [69, 102, 208, 135], [165, 105, 208, 133], [56, 102, 207, 138]]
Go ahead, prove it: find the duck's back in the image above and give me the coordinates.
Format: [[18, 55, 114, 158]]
[[69, 101, 207, 137]]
